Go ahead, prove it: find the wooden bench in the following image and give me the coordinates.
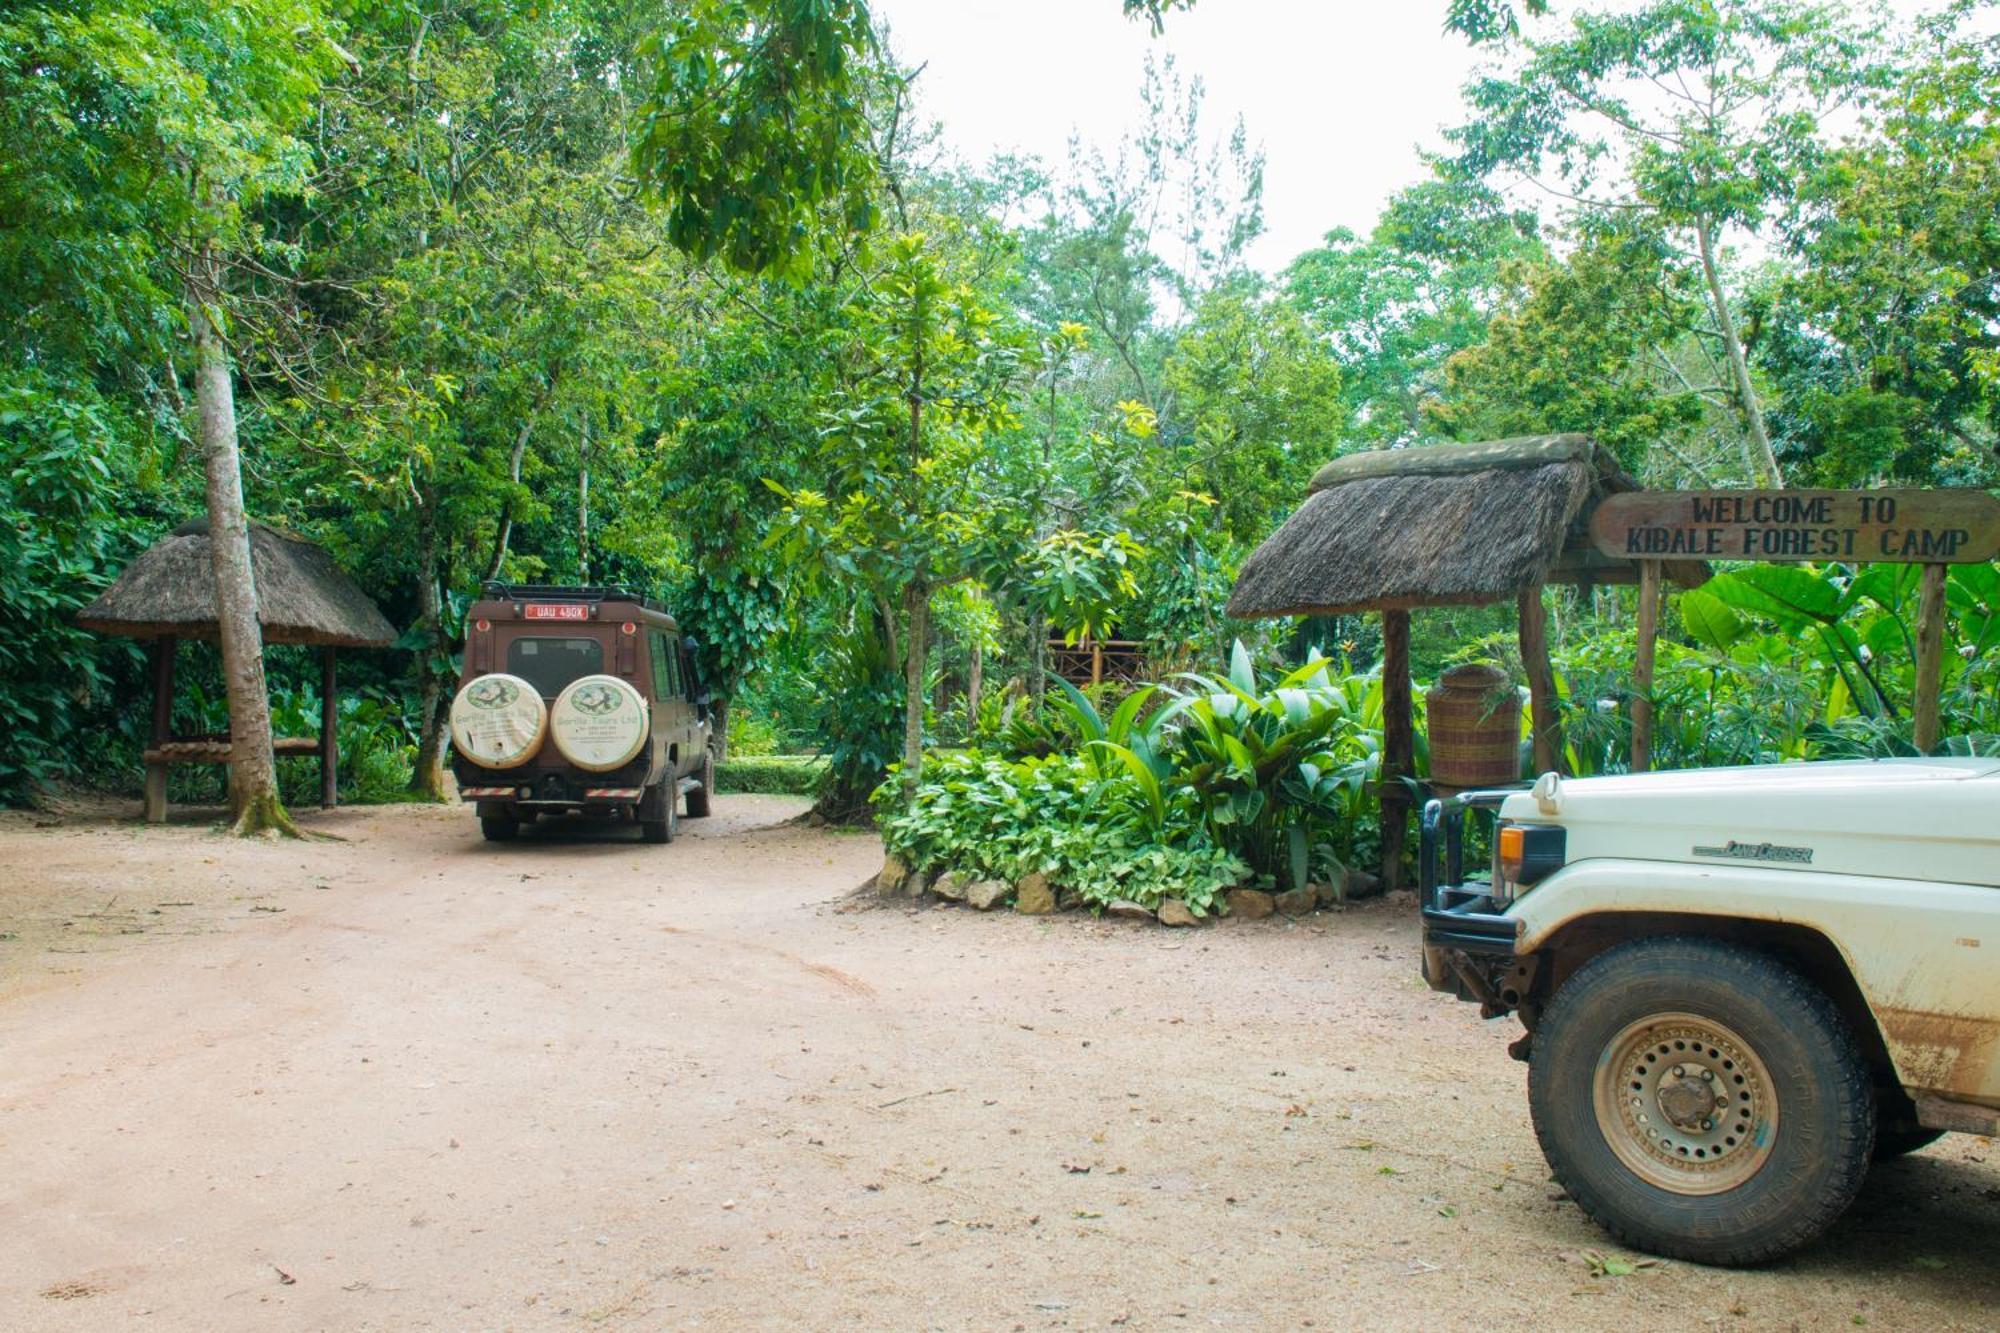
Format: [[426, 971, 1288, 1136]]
[[142, 735, 328, 822]]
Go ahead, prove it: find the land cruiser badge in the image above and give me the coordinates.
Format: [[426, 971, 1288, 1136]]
[[1693, 839, 1814, 865]]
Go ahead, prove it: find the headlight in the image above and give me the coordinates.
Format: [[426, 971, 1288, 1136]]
[[1491, 821, 1566, 903]]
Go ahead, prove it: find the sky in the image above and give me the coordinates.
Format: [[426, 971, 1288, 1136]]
[[872, 0, 1963, 276]]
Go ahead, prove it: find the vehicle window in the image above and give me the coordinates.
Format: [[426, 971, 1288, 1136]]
[[681, 645, 702, 701], [649, 633, 679, 700], [506, 636, 603, 697]]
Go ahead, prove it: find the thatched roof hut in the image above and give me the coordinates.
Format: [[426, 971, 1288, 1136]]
[[1227, 435, 1702, 618], [78, 519, 394, 820], [78, 519, 394, 648], [1227, 434, 1705, 890]]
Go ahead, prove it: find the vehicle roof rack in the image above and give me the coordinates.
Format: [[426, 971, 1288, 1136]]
[[481, 581, 660, 609]]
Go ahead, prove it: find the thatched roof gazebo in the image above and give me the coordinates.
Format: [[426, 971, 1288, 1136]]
[[79, 520, 395, 821], [1228, 435, 1704, 888]]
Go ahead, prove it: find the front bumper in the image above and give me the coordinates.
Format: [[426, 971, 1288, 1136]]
[[1420, 791, 1522, 998]]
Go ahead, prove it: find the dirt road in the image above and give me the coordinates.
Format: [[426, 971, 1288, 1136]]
[[1, 797, 1995, 1331]]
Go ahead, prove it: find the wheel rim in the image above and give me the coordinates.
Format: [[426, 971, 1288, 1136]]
[[1591, 1012, 1778, 1195]]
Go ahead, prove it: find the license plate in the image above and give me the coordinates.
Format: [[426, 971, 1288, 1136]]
[[524, 603, 588, 620]]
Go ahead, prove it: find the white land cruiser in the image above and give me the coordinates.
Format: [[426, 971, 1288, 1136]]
[[1421, 758, 2000, 1266]]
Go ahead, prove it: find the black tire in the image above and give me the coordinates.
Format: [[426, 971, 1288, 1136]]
[[639, 784, 675, 844], [1529, 936, 1874, 1267], [480, 813, 520, 842], [684, 747, 715, 819]]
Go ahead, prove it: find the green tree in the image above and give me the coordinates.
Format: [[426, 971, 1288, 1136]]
[[1431, 223, 1709, 472], [1159, 282, 1343, 543], [1447, 0, 1888, 485], [632, 0, 881, 279], [769, 232, 1026, 799], [1763, 6, 2000, 486], [277, 0, 684, 796], [647, 275, 829, 756], [1284, 182, 1539, 446], [1, 0, 338, 833]]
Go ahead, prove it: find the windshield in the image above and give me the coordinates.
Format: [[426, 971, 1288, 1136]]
[[506, 636, 603, 697]]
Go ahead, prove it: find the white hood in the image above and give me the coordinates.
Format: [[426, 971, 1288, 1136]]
[[1502, 759, 2000, 888]]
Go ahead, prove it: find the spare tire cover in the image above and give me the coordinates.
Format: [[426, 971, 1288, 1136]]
[[449, 673, 547, 769], [550, 674, 650, 772]]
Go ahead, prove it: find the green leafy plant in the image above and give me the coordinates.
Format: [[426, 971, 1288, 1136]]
[[874, 750, 1244, 915], [1161, 644, 1380, 892]]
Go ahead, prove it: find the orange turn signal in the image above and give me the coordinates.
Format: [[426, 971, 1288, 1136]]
[[1497, 824, 1525, 880]]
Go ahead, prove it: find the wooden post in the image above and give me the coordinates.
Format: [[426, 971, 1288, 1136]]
[[966, 641, 983, 727], [320, 647, 339, 809], [144, 638, 176, 823], [1091, 639, 1103, 688], [1380, 608, 1414, 892], [1914, 562, 1948, 754], [1631, 560, 1662, 773], [1518, 586, 1565, 776]]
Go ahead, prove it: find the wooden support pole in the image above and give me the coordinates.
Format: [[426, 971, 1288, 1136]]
[[321, 647, 339, 809], [1914, 562, 1948, 754], [1379, 609, 1414, 892], [145, 638, 176, 823], [1518, 586, 1565, 776], [1631, 560, 1662, 773]]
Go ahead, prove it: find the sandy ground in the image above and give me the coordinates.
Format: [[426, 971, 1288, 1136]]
[[1, 796, 1996, 1332]]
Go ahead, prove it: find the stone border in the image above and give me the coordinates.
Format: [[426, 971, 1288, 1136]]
[[871, 856, 1384, 925]]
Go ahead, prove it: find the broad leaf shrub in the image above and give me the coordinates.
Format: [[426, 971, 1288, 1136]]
[[1154, 645, 1382, 892], [877, 643, 1389, 912], [873, 751, 1245, 915], [813, 620, 904, 817], [1547, 562, 2000, 773]]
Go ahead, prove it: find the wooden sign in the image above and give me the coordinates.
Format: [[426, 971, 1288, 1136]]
[[1591, 489, 2000, 564]]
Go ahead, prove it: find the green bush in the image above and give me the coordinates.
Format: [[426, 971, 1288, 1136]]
[[716, 754, 829, 795], [874, 750, 1245, 915], [812, 622, 902, 815], [725, 706, 786, 757], [0, 371, 159, 804]]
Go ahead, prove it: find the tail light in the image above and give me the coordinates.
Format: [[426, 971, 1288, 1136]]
[[1492, 822, 1565, 903]]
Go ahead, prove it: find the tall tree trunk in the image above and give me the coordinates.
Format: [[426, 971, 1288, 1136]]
[[1694, 217, 1781, 488], [408, 504, 450, 800], [966, 640, 983, 729], [577, 412, 590, 583], [708, 693, 731, 763], [484, 416, 534, 582], [901, 581, 930, 798], [1029, 609, 1048, 702], [187, 221, 293, 837]]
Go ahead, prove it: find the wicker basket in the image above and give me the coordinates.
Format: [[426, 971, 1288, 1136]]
[[1426, 664, 1523, 787]]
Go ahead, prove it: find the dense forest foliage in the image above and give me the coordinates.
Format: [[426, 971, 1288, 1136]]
[[4, 1, 1997, 887]]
